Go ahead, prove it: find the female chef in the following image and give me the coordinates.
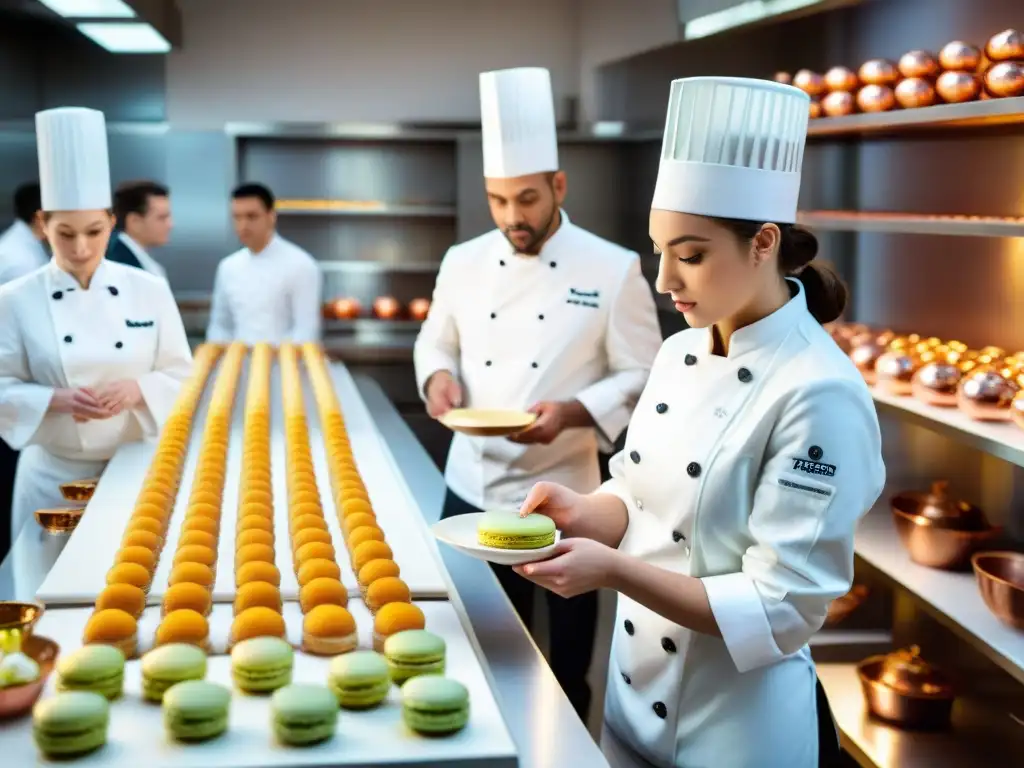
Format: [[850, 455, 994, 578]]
[[513, 77, 886, 767], [0, 107, 192, 540]]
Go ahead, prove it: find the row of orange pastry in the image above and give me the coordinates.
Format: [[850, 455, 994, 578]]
[[84, 343, 225, 657], [300, 343, 423, 652]]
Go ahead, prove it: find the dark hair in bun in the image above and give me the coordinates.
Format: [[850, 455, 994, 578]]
[[708, 216, 847, 324]]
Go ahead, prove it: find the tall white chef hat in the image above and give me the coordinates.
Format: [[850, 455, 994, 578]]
[[652, 77, 810, 224], [479, 67, 559, 179], [36, 107, 112, 212]]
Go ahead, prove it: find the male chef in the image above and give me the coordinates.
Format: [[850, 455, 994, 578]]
[[414, 66, 662, 722], [0, 183, 48, 285], [206, 183, 322, 345], [106, 179, 173, 280]]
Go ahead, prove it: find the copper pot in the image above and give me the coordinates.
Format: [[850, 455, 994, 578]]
[[858, 648, 954, 730], [875, 350, 919, 394], [1011, 390, 1024, 431], [891, 480, 988, 530], [911, 360, 961, 406], [972, 552, 1024, 629], [957, 368, 1019, 420], [850, 339, 884, 384], [985, 28, 1024, 62], [331, 297, 362, 320], [898, 50, 941, 80], [895, 77, 938, 109], [892, 507, 1002, 570], [408, 297, 431, 322], [938, 41, 982, 72], [793, 69, 826, 97], [824, 585, 869, 628], [936, 70, 981, 102], [824, 66, 859, 92], [373, 296, 401, 320], [857, 84, 896, 112], [822, 91, 856, 117], [773, 71, 792, 85], [858, 59, 899, 86], [808, 99, 823, 119], [984, 61, 1024, 98]]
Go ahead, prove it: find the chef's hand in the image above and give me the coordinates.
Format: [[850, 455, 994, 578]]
[[517, 481, 587, 537], [425, 371, 463, 419], [513, 538, 617, 598], [94, 380, 143, 416], [508, 401, 566, 444], [49, 388, 113, 422]]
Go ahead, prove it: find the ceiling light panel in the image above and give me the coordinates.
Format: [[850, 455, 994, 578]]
[[39, 0, 136, 17], [76, 22, 171, 53]]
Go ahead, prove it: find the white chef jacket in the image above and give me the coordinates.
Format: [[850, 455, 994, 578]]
[[0, 258, 193, 538], [0, 220, 48, 286], [118, 231, 168, 281], [206, 233, 322, 345], [599, 280, 885, 768], [414, 212, 662, 509]]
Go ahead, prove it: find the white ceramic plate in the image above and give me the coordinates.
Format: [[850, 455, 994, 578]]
[[431, 513, 562, 566], [439, 408, 537, 437]]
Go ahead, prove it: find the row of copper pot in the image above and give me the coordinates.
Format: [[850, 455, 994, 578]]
[[858, 645, 955, 730], [324, 296, 430, 321], [776, 28, 1024, 117], [827, 323, 1024, 428]]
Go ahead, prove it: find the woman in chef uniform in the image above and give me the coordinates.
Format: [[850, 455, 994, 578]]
[[0, 107, 192, 540], [514, 77, 886, 767]]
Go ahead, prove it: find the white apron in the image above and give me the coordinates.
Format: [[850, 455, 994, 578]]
[[599, 282, 885, 768], [414, 213, 662, 509], [0, 259, 193, 538]]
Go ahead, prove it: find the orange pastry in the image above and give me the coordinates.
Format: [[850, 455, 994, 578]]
[[236, 542, 275, 567], [156, 609, 211, 652], [290, 489, 320, 507], [168, 562, 215, 590], [291, 528, 332, 550], [237, 561, 281, 587], [365, 576, 411, 614], [290, 514, 328, 535], [299, 577, 348, 613], [352, 540, 393, 572], [302, 604, 357, 655], [231, 606, 286, 644], [347, 525, 384, 551], [236, 529, 274, 549], [162, 582, 213, 616], [340, 498, 372, 518], [116, 545, 157, 574], [181, 515, 219, 536], [189, 502, 221, 520], [342, 513, 377, 537], [121, 529, 161, 551], [234, 581, 283, 614], [295, 541, 335, 564], [242, 489, 273, 507], [137, 490, 170, 508], [238, 514, 274, 534], [357, 559, 401, 595], [372, 602, 425, 652], [173, 544, 217, 567], [289, 501, 322, 519], [82, 608, 138, 657], [134, 502, 166, 522], [190, 490, 220, 507], [127, 516, 164, 538], [106, 562, 151, 591], [239, 501, 272, 519], [297, 558, 341, 587], [95, 583, 146, 618]]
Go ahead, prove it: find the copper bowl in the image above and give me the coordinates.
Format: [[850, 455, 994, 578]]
[[34, 507, 85, 534], [331, 297, 361, 320], [957, 369, 1019, 421], [850, 340, 884, 384], [58, 478, 97, 503], [408, 297, 431, 322], [0, 602, 45, 635], [1011, 389, 1024, 431], [938, 41, 982, 72], [808, 99, 823, 120], [898, 50, 941, 79], [984, 61, 1024, 98], [793, 69, 826, 97], [824, 66, 859, 92], [875, 351, 919, 395], [857, 84, 896, 113], [895, 77, 938, 109], [373, 296, 401, 320], [858, 59, 899, 86], [972, 552, 1024, 629], [911, 361, 961, 406], [936, 70, 981, 103], [822, 91, 856, 118], [891, 480, 988, 530], [858, 649, 954, 730], [985, 28, 1024, 62], [891, 513, 1001, 573], [824, 585, 869, 628], [0, 634, 59, 720]]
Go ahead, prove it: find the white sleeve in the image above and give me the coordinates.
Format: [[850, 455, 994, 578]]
[[576, 254, 661, 450], [701, 379, 885, 673], [0, 289, 54, 449], [205, 262, 234, 343], [134, 281, 194, 436], [413, 248, 462, 399], [289, 255, 323, 343]]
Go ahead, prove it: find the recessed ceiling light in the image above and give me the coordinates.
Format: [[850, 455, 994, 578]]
[[76, 22, 171, 53], [38, 0, 136, 18]]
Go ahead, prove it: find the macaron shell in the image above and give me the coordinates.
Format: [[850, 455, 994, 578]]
[[401, 676, 470, 734], [328, 651, 390, 709], [141, 643, 208, 702], [162, 680, 231, 741], [56, 645, 126, 700], [477, 511, 556, 549], [384, 630, 447, 685], [271, 684, 338, 745], [32, 691, 110, 757], [230, 636, 294, 692]]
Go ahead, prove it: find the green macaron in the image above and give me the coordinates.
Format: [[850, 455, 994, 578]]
[[32, 691, 110, 757], [384, 630, 446, 685], [141, 643, 208, 702], [56, 644, 125, 700], [231, 636, 294, 693], [477, 511, 555, 549], [328, 650, 391, 709], [401, 675, 470, 735], [271, 684, 338, 745], [162, 680, 231, 741]]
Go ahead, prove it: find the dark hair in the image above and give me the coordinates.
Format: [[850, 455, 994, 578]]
[[13, 183, 41, 224], [708, 216, 847, 324], [113, 180, 169, 227], [232, 183, 275, 210]]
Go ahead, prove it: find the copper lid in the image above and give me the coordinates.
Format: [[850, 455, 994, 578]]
[[892, 481, 988, 530], [878, 646, 953, 697]]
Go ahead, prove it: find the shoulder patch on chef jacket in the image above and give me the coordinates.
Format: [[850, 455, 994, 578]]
[[125, 319, 155, 328], [777, 474, 834, 499]]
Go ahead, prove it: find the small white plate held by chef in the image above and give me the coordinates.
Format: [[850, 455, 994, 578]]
[[439, 408, 537, 437], [432, 511, 561, 566]]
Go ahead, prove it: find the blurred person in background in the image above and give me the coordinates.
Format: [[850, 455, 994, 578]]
[[206, 182, 322, 345], [107, 180, 173, 280], [0, 183, 48, 285]]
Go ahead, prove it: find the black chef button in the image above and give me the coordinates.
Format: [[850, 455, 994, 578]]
[[51, 291, 62, 300], [672, 530, 684, 543], [538, 314, 544, 320], [630, 450, 641, 464], [656, 402, 668, 414], [653, 702, 667, 719], [624, 620, 634, 636], [107, 286, 119, 296], [485, 360, 492, 366], [622, 673, 631, 685], [531, 362, 538, 369], [684, 354, 697, 366], [809, 445, 823, 461], [549, 261, 557, 268], [661, 637, 677, 654], [738, 367, 753, 383], [490, 312, 496, 319], [686, 461, 701, 478], [63, 335, 72, 343], [115, 341, 123, 349], [499, 260, 506, 266]]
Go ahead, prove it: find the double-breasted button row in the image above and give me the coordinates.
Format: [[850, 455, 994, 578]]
[[661, 637, 677, 654], [653, 702, 667, 719], [630, 450, 641, 464], [655, 402, 668, 414], [738, 367, 753, 383], [624, 619, 635, 635], [686, 461, 701, 478], [684, 354, 697, 366]]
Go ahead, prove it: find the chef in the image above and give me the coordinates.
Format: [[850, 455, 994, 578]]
[[206, 182, 322, 345], [414, 66, 662, 720], [513, 77, 886, 767], [0, 107, 193, 541], [106, 180, 172, 280], [0, 183, 48, 285]]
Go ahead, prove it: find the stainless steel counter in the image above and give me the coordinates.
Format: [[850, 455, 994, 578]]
[[0, 373, 606, 768]]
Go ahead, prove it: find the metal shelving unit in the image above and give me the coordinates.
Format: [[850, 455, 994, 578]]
[[807, 96, 1024, 138], [797, 211, 1024, 238]]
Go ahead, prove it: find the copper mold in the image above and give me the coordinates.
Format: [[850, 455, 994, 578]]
[[34, 507, 85, 534], [858, 59, 899, 86], [1011, 390, 1024, 431], [858, 648, 954, 730], [936, 71, 981, 103], [824, 66, 859, 92], [850, 340, 884, 384], [984, 61, 1024, 98], [0, 601, 45, 635], [957, 369, 1019, 421], [895, 77, 938, 108], [985, 28, 1024, 62], [794, 69, 826, 97], [898, 50, 941, 79], [808, 99, 823, 120], [408, 298, 430, 322], [857, 84, 896, 112], [938, 41, 982, 71], [972, 551, 1024, 630], [911, 361, 961, 406], [58, 478, 97, 503], [874, 351, 919, 395], [824, 585, 869, 628], [822, 91, 856, 118], [0, 634, 59, 720]]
